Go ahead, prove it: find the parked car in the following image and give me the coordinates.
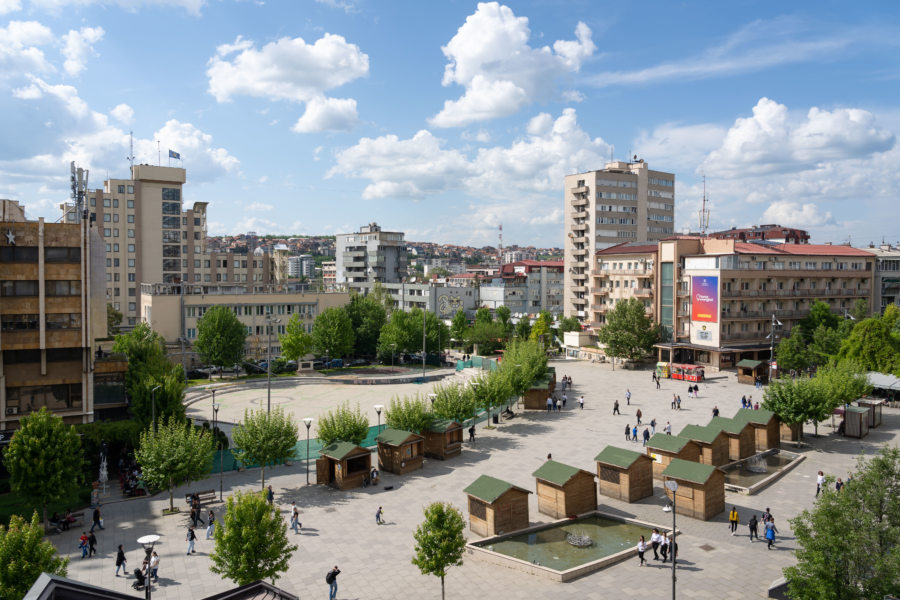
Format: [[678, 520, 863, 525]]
[[349, 359, 369, 367], [242, 361, 266, 374], [326, 359, 344, 369]]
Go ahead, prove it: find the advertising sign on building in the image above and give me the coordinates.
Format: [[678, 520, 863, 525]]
[[691, 276, 719, 323]]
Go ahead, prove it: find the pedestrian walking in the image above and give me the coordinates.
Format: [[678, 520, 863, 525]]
[[552, 395, 559, 412], [650, 418, 656, 435], [660, 533, 669, 562], [632, 425, 638, 442], [326, 566, 341, 600], [671, 394, 677, 409], [613, 399, 620, 415], [652, 372, 657, 385], [88, 532, 97, 557], [816, 471, 825, 497], [625, 389, 631, 405], [149, 551, 159, 581], [676, 396, 682, 410], [664, 421, 672, 435], [761, 507, 772, 523], [765, 517, 778, 550], [291, 506, 301, 533], [90, 506, 104, 532], [636, 535, 647, 566], [656, 376, 661, 390], [190, 506, 200, 528], [642, 428, 650, 446], [650, 528, 662, 560], [206, 510, 215, 539], [266, 485, 274, 505], [79, 532, 89, 558], [115, 545, 126, 576], [546, 395, 553, 413], [578, 395, 584, 410], [712, 405, 720, 417], [562, 393, 567, 408], [376, 506, 384, 525], [728, 507, 739, 535], [636, 409, 642, 424], [186, 526, 196, 555], [468, 424, 476, 444], [625, 424, 631, 441], [748, 514, 759, 542]]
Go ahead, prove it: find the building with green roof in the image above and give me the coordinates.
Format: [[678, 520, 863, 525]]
[[731, 408, 781, 451], [424, 418, 463, 460], [318, 441, 371, 490], [708, 416, 755, 460], [594, 446, 654, 503], [375, 428, 425, 475], [464, 475, 531, 537], [646, 434, 701, 479], [678, 424, 730, 466], [532, 460, 597, 518], [662, 458, 725, 521]]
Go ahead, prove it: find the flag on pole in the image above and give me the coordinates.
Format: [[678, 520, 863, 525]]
[[169, 149, 181, 160]]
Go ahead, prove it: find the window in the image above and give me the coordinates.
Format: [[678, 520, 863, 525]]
[[194, 231, 200, 240], [128, 244, 135, 252], [127, 199, 134, 209], [113, 258, 119, 267], [182, 217, 187, 226], [128, 288, 135, 297], [162, 259, 180, 272], [113, 244, 119, 252], [45, 280, 81, 296], [103, 228, 111, 237], [117, 185, 125, 193], [162, 188, 180, 202], [162, 230, 179, 243], [103, 213, 111, 222], [113, 228, 119, 237], [128, 259, 135, 267], [127, 215, 134, 223], [90, 197, 96, 206], [127, 185, 134, 194], [103, 198, 111, 208], [194, 218, 200, 226], [114, 273, 119, 282], [162, 245, 181, 257], [45, 247, 81, 263], [162, 201, 180, 215], [128, 273, 135, 282], [128, 229, 135, 238], [113, 199, 119, 208], [45, 313, 82, 329]]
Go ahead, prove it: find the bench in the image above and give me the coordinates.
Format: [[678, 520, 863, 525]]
[[186, 490, 217, 505], [50, 511, 84, 533]]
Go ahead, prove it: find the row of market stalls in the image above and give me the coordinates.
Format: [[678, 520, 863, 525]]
[[315, 419, 465, 489]]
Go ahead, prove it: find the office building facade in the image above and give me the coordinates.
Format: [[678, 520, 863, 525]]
[[334, 223, 407, 287]]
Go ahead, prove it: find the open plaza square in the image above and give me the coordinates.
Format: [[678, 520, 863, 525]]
[[59, 360, 897, 599]]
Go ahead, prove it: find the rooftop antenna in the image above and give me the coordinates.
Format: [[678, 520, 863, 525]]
[[127, 130, 135, 175], [498, 223, 503, 264], [698, 175, 710, 236]]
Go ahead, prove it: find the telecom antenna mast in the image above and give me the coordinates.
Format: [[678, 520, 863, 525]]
[[498, 223, 503, 264], [698, 175, 710, 236]]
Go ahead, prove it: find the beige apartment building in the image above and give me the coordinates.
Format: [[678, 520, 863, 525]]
[[335, 222, 408, 287], [564, 160, 675, 325], [140, 282, 350, 366], [588, 237, 875, 372], [0, 200, 126, 428], [61, 165, 273, 329]]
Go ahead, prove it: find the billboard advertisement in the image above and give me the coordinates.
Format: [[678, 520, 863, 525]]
[[691, 276, 719, 323]]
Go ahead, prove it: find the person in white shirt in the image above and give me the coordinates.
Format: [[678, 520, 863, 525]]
[[664, 421, 672, 435], [650, 529, 662, 560], [816, 471, 825, 497], [636, 535, 647, 566], [660, 533, 670, 562]]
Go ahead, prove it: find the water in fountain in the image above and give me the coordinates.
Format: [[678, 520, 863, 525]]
[[745, 455, 768, 474], [566, 528, 594, 548]]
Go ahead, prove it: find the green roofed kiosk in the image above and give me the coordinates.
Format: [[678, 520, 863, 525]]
[[708, 416, 755, 461], [662, 458, 725, 521], [464, 475, 531, 537], [732, 408, 781, 451], [532, 460, 597, 519], [736, 359, 767, 385], [594, 446, 654, 503], [423, 418, 463, 460], [678, 424, 730, 467], [375, 428, 425, 475], [316, 442, 372, 490], [646, 434, 701, 479]]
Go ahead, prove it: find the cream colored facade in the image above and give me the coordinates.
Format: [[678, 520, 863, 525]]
[[140, 283, 350, 365], [61, 165, 273, 329], [564, 160, 675, 325], [591, 243, 658, 328]]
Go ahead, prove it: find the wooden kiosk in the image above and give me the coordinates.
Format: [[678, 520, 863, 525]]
[[463, 475, 531, 537], [375, 428, 425, 475], [708, 416, 755, 461], [423, 419, 463, 460], [678, 424, 730, 466], [662, 458, 725, 521], [646, 434, 701, 479], [856, 398, 884, 428], [523, 374, 554, 409], [736, 359, 767, 385], [731, 408, 780, 451], [532, 460, 597, 519], [843, 406, 870, 439], [316, 442, 372, 490], [594, 446, 654, 503]]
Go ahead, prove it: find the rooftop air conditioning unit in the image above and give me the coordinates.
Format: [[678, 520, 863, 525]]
[[6, 407, 17, 415]]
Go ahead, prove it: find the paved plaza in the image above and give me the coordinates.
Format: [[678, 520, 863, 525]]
[[59, 361, 898, 599]]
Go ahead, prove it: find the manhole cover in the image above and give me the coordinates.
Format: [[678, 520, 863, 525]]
[[325, 507, 336, 513], [699, 544, 715, 552]]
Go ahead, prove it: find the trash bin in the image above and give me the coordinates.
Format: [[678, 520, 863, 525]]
[[492, 414, 499, 425]]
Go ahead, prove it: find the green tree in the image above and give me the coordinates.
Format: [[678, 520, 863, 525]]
[[814, 361, 872, 407], [514, 317, 532, 340], [529, 311, 553, 346], [0, 512, 68, 598], [450, 309, 468, 347], [464, 321, 506, 355], [113, 322, 186, 425], [231, 408, 298, 490], [474, 307, 493, 326], [762, 377, 835, 442], [499, 339, 548, 403], [785, 447, 900, 600], [369, 281, 395, 314], [3, 408, 83, 529], [799, 300, 841, 342], [106, 302, 122, 336], [838, 314, 900, 374], [556, 315, 581, 334], [210, 490, 297, 586], [432, 382, 478, 425], [385, 395, 434, 433], [849, 298, 870, 321], [195, 305, 247, 372], [808, 324, 844, 365], [596, 299, 661, 363], [279, 313, 313, 361], [346, 294, 387, 356], [495, 305, 512, 335], [776, 330, 812, 372], [135, 416, 215, 512], [471, 371, 513, 427], [316, 402, 370, 446], [311, 307, 355, 358], [412, 502, 467, 600], [376, 308, 448, 359]]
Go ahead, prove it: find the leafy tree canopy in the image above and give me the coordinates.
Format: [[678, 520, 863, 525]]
[[494, 305, 512, 334], [377, 308, 448, 359], [112, 322, 185, 424], [412, 502, 467, 600], [799, 301, 841, 341], [0, 512, 68, 599], [431, 382, 478, 425], [596, 298, 661, 361], [346, 294, 387, 356], [195, 305, 247, 369], [776, 330, 812, 373], [556, 315, 581, 334], [279, 313, 313, 361], [311, 307, 355, 359], [474, 307, 493, 326], [838, 313, 900, 374], [232, 408, 298, 489], [464, 321, 506, 355], [385, 395, 434, 433], [450, 309, 468, 345], [529, 311, 553, 345], [316, 402, 370, 446], [514, 317, 531, 340], [210, 490, 297, 586]]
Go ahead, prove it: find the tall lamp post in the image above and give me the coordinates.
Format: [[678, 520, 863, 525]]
[[302, 417, 313, 485], [665, 480, 678, 600], [374, 405, 383, 434], [137, 534, 159, 600], [150, 385, 161, 432], [422, 308, 427, 378], [427, 393, 436, 412], [767, 314, 783, 382], [265, 314, 281, 413], [390, 343, 397, 374]]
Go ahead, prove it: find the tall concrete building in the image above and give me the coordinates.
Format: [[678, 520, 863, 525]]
[[864, 243, 900, 313], [481, 260, 564, 316], [61, 165, 272, 329], [334, 223, 407, 288], [564, 160, 675, 324]]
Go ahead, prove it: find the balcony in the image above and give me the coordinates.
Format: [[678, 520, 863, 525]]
[[720, 331, 769, 342], [633, 288, 653, 298], [572, 286, 588, 293], [572, 261, 588, 269], [677, 288, 690, 296], [601, 268, 653, 276], [572, 297, 587, 305], [572, 236, 588, 244], [571, 249, 587, 257], [570, 211, 588, 219], [595, 305, 609, 313], [572, 197, 588, 207], [722, 288, 867, 299], [571, 222, 587, 232], [342, 250, 365, 259], [570, 186, 589, 195], [571, 272, 587, 280], [591, 287, 609, 295]]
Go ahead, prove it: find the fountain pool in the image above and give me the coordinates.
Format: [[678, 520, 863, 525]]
[[721, 450, 804, 494]]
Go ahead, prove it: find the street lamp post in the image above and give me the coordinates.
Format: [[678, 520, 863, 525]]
[[422, 309, 427, 378], [767, 314, 783, 382], [665, 480, 678, 600], [390, 343, 397, 374], [374, 405, 383, 434], [150, 385, 161, 432], [266, 314, 281, 413], [302, 417, 313, 485], [427, 393, 436, 412], [137, 534, 159, 600], [212, 401, 222, 501]]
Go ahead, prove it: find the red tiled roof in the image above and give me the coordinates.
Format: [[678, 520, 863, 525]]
[[733, 242, 783, 255], [773, 244, 873, 257]]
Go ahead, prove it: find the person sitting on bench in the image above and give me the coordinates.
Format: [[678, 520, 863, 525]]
[[369, 467, 379, 485]]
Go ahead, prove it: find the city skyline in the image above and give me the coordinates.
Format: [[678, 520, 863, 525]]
[[0, 1, 898, 247]]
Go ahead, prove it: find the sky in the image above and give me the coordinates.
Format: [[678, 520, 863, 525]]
[[1, 0, 899, 248]]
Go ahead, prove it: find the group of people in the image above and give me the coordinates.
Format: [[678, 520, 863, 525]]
[[636, 528, 678, 566], [740, 395, 759, 410], [75, 506, 105, 559], [730, 506, 780, 550], [119, 456, 145, 497], [686, 384, 700, 398]]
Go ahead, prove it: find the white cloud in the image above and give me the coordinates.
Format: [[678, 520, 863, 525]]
[[0, 21, 55, 76], [207, 33, 368, 103], [248, 202, 273, 211], [257, 175, 268, 184], [313, 0, 356, 12], [0, 0, 21, 14], [761, 201, 836, 228], [430, 2, 595, 127], [461, 129, 491, 143], [110, 103, 134, 125], [291, 96, 359, 133], [633, 122, 726, 173], [233, 216, 282, 235], [61, 26, 104, 76]]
